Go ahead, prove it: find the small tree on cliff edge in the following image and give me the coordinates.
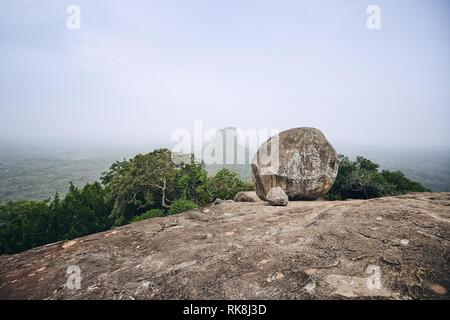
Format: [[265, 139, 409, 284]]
[[102, 149, 178, 225], [101, 149, 211, 226]]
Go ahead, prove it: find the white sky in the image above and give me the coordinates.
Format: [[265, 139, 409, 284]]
[[0, 0, 449, 149]]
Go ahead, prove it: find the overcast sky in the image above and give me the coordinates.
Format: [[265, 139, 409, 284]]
[[0, 0, 449, 149]]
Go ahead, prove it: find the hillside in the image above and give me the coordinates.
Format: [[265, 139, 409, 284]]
[[0, 192, 449, 300]]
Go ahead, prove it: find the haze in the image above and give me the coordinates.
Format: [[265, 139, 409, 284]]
[[0, 0, 449, 150]]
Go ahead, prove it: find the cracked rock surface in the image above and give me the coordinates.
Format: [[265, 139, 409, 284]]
[[0, 192, 449, 300]]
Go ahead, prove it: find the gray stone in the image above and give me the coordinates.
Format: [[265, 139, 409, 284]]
[[266, 187, 289, 206], [213, 198, 225, 205], [252, 127, 339, 201], [234, 191, 259, 202]]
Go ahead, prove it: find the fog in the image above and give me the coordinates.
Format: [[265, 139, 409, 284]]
[[0, 0, 449, 150]]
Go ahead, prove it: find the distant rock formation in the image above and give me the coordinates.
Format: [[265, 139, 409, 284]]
[[252, 127, 339, 200]]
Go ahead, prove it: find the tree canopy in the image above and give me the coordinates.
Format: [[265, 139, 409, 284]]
[[325, 156, 430, 200]]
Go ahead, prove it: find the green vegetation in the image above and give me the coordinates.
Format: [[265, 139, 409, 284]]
[[0, 149, 252, 254], [0, 149, 431, 255], [208, 168, 253, 201], [0, 200, 54, 254], [325, 156, 430, 200], [380, 170, 431, 194], [1, 146, 447, 204], [131, 209, 165, 223], [101, 149, 179, 226], [168, 199, 197, 215], [0, 182, 112, 255], [100, 150, 253, 226], [51, 182, 112, 239]]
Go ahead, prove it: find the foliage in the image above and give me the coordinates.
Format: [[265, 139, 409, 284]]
[[168, 199, 197, 215], [0, 182, 111, 255], [176, 156, 210, 205], [51, 182, 112, 239], [101, 151, 251, 225], [325, 156, 430, 200], [131, 208, 166, 223], [380, 170, 430, 193], [241, 181, 255, 192], [208, 168, 247, 200], [102, 149, 178, 226], [0, 200, 53, 254], [3, 147, 447, 204]]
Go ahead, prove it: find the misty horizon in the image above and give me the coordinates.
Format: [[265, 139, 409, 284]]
[[1, 0, 449, 150]]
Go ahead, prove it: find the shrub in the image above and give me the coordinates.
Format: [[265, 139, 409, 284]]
[[325, 155, 430, 200], [380, 170, 430, 193], [208, 168, 245, 200], [131, 209, 165, 222], [176, 156, 210, 205], [168, 199, 197, 215], [0, 200, 53, 254], [53, 182, 112, 239], [241, 181, 255, 192], [101, 149, 179, 226]]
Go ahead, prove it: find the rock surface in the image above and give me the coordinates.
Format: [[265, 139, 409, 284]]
[[234, 191, 261, 203], [0, 192, 449, 300], [266, 187, 289, 206], [252, 127, 339, 200], [213, 198, 225, 205]]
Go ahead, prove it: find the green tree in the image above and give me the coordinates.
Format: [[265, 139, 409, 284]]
[[168, 199, 197, 215], [102, 149, 178, 226], [380, 170, 430, 193], [208, 168, 245, 200], [100, 159, 132, 185], [0, 182, 112, 255], [325, 155, 430, 200], [355, 156, 379, 172], [177, 156, 210, 205], [53, 182, 112, 239], [102, 151, 256, 224], [0, 200, 53, 254], [131, 208, 166, 223]]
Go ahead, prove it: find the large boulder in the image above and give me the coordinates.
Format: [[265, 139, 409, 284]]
[[252, 127, 339, 200]]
